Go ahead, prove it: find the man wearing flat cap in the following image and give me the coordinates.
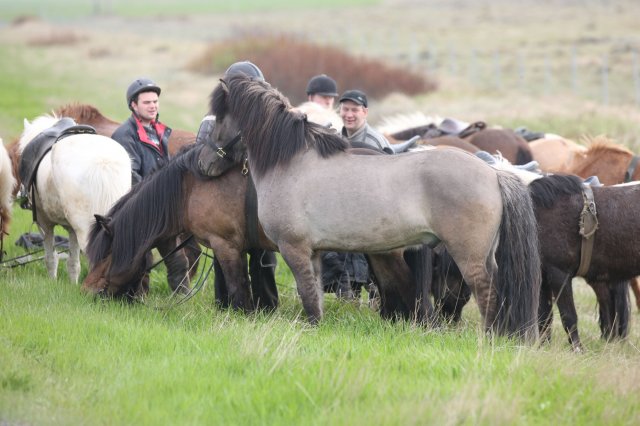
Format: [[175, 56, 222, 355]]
[[338, 89, 392, 152]]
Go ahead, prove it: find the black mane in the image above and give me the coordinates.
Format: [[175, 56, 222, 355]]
[[528, 174, 584, 209], [211, 75, 349, 178], [85, 144, 207, 276]]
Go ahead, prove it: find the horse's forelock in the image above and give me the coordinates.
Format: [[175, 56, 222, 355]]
[[209, 83, 228, 118]]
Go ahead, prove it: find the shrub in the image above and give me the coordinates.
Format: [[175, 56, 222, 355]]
[[186, 34, 437, 105]]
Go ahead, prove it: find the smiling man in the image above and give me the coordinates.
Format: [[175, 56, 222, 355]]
[[338, 89, 392, 152]]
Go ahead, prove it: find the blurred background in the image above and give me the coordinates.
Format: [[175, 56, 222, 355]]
[[1, 0, 639, 146]]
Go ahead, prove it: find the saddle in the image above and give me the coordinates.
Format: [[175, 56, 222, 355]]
[[423, 118, 487, 139], [514, 126, 546, 142], [18, 117, 96, 217]]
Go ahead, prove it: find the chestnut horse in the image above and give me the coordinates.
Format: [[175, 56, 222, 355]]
[[529, 136, 587, 174]]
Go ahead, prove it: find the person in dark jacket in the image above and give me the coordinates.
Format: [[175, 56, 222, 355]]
[[111, 78, 189, 294], [112, 78, 172, 185], [196, 61, 280, 311]]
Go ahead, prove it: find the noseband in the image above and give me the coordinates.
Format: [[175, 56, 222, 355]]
[[213, 131, 242, 162]]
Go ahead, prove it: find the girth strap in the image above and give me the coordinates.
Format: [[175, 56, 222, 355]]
[[244, 175, 260, 249], [576, 184, 598, 277]]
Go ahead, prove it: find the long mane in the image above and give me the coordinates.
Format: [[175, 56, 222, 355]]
[[85, 144, 205, 276], [211, 75, 349, 177], [528, 174, 584, 209]]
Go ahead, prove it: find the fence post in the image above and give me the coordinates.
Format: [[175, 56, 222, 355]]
[[633, 50, 640, 107], [571, 46, 579, 96], [493, 51, 502, 90], [601, 53, 609, 105]]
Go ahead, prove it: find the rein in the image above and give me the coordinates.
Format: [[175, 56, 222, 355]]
[[145, 234, 195, 273], [576, 184, 598, 277]]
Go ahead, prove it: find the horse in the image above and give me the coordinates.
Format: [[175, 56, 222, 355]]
[[431, 172, 632, 351], [82, 142, 282, 310], [0, 138, 17, 253], [529, 136, 587, 174], [558, 136, 640, 311], [293, 101, 343, 132], [378, 112, 534, 165], [210, 75, 541, 341], [6, 103, 196, 197], [17, 115, 132, 284]]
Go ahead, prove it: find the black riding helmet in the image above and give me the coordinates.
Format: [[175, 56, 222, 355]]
[[306, 74, 338, 97], [126, 78, 161, 111], [224, 61, 265, 81]]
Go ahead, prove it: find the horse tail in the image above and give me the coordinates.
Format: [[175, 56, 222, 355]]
[[494, 170, 541, 342]]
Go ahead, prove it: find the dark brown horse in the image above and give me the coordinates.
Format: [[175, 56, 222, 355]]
[[82, 143, 280, 310], [559, 137, 640, 311], [432, 174, 632, 351]]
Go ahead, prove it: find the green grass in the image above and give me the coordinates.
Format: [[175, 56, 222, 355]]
[[3, 3, 640, 424], [0, 0, 381, 20]]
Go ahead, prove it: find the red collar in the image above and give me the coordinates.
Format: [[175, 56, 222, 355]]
[[134, 115, 166, 153]]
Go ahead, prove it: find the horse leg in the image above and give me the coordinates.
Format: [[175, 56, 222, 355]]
[[589, 280, 630, 341], [368, 251, 425, 323], [247, 249, 279, 311], [38, 221, 59, 279], [279, 243, 323, 324], [65, 229, 81, 285], [156, 238, 190, 294], [629, 277, 640, 311], [554, 278, 582, 351], [537, 269, 555, 345], [213, 255, 230, 308], [181, 233, 202, 281], [459, 261, 499, 334], [212, 248, 253, 312]]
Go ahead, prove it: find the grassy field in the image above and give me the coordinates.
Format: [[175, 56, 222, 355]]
[[2, 1, 640, 425]]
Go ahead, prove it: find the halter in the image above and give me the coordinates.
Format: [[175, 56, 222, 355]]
[[212, 131, 242, 162]]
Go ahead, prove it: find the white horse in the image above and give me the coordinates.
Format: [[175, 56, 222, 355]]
[[18, 115, 132, 283], [0, 138, 17, 241], [293, 101, 343, 131]]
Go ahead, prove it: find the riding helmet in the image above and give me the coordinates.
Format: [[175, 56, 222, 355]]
[[224, 61, 265, 81], [306, 74, 338, 97], [126, 78, 161, 109]]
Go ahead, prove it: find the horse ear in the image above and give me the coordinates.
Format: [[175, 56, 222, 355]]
[[219, 79, 229, 94]]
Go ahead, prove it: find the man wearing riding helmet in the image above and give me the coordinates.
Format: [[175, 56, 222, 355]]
[[306, 74, 339, 109], [112, 78, 189, 294], [112, 77, 172, 185], [196, 61, 280, 311]]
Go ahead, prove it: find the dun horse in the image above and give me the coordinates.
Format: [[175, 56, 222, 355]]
[[210, 75, 541, 341]]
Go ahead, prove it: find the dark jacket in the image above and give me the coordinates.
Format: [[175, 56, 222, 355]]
[[111, 115, 172, 184]]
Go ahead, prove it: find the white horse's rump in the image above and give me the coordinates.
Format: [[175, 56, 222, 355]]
[[0, 138, 17, 236], [19, 115, 131, 283], [293, 102, 343, 131]]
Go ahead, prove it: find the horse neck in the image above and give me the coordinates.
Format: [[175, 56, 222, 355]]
[[574, 149, 631, 184]]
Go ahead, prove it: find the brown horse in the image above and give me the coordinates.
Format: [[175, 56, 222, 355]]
[[82, 143, 280, 310], [432, 174, 633, 351], [6, 103, 197, 196], [382, 115, 533, 165], [560, 137, 640, 310]]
